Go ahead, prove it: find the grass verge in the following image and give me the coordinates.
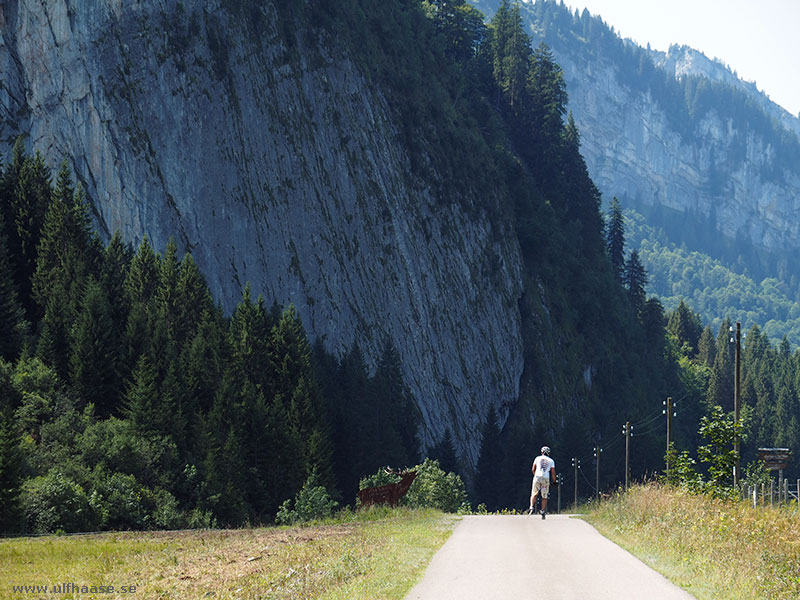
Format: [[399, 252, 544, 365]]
[[1, 507, 455, 600], [584, 483, 800, 600]]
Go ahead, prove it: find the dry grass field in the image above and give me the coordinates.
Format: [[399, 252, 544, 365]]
[[585, 483, 800, 600], [1, 507, 455, 600]]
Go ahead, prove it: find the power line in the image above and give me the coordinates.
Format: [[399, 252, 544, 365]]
[[632, 410, 663, 429], [578, 465, 596, 492], [600, 432, 624, 452], [632, 425, 664, 438]]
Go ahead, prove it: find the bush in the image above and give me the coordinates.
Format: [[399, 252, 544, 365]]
[[402, 458, 469, 513], [22, 470, 99, 533], [87, 470, 151, 530], [276, 472, 338, 525]]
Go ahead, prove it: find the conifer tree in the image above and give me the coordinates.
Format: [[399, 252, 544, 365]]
[[475, 406, 504, 510], [373, 339, 420, 466], [70, 277, 119, 414], [36, 290, 72, 381], [428, 428, 459, 475], [527, 42, 568, 153], [123, 354, 160, 433], [624, 249, 648, 313], [0, 211, 24, 360], [174, 253, 214, 347], [125, 236, 160, 309], [666, 300, 703, 355], [330, 342, 371, 499], [32, 162, 91, 318], [99, 231, 131, 335], [9, 148, 51, 320], [491, 0, 532, 111], [157, 238, 181, 341], [560, 112, 604, 254], [426, 0, 487, 64], [697, 326, 716, 367], [268, 305, 334, 485], [0, 401, 22, 533], [706, 318, 735, 412], [606, 197, 626, 282]]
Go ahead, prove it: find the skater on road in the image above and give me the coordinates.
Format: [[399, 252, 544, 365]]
[[529, 446, 556, 519]]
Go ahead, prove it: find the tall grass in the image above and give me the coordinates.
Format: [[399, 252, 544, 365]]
[[585, 483, 800, 600], [1, 507, 455, 600]]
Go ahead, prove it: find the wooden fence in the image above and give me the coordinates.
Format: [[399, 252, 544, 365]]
[[741, 478, 800, 509]]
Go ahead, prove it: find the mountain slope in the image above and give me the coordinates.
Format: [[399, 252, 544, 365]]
[[0, 0, 525, 464], [471, 0, 800, 343]]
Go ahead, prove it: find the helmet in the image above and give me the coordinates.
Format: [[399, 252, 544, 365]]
[[541, 446, 551, 455]]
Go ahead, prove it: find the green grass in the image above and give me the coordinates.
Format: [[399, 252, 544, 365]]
[[1, 507, 456, 600], [584, 483, 800, 600]]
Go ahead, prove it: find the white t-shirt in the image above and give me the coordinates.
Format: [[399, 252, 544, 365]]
[[533, 455, 554, 480]]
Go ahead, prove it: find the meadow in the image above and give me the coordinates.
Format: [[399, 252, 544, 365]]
[[1, 507, 455, 600], [585, 483, 800, 600]]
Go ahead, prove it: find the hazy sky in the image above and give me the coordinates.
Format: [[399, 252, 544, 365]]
[[558, 0, 800, 117]]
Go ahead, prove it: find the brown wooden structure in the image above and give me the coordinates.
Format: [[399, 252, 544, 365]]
[[357, 471, 417, 508]]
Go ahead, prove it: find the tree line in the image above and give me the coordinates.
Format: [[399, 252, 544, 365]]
[[0, 143, 421, 533]]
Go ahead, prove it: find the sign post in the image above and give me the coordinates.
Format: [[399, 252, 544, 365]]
[[758, 448, 791, 471]]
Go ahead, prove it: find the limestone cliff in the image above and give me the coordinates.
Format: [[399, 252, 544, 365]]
[[473, 0, 800, 256], [0, 1, 525, 466], [550, 41, 800, 253]]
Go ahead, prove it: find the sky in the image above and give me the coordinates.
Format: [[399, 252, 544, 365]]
[[558, 0, 800, 117]]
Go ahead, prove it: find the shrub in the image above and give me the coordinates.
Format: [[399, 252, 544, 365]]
[[276, 472, 338, 525], [402, 458, 468, 513], [22, 470, 99, 533]]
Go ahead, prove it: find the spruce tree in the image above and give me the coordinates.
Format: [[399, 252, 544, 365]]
[[11, 148, 51, 321], [373, 339, 420, 466], [697, 326, 716, 367], [706, 318, 735, 412], [175, 253, 214, 347], [624, 250, 648, 313], [36, 289, 72, 381], [0, 402, 22, 533], [99, 231, 131, 339], [666, 300, 703, 356], [0, 211, 24, 360], [123, 354, 160, 433], [527, 42, 568, 155], [70, 277, 120, 415], [491, 0, 532, 111], [606, 197, 626, 282], [428, 428, 460, 475], [32, 162, 91, 319], [268, 305, 334, 485], [475, 406, 504, 510], [125, 236, 160, 309], [157, 238, 181, 341]]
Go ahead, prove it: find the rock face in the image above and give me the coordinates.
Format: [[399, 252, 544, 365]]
[[0, 1, 525, 466], [523, 27, 800, 254], [550, 42, 800, 253]]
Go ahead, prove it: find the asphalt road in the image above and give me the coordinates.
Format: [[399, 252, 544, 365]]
[[405, 514, 697, 600]]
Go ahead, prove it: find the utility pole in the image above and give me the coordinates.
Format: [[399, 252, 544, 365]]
[[664, 397, 674, 477], [593, 446, 602, 499], [571, 457, 580, 508], [557, 474, 563, 513], [623, 421, 631, 489], [734, 321, 741, 488]]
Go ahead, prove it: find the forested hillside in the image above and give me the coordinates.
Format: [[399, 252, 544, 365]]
[[623, 207, 800, 346], [470, 0, 800, 348], [1, 0, 800, 534]]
